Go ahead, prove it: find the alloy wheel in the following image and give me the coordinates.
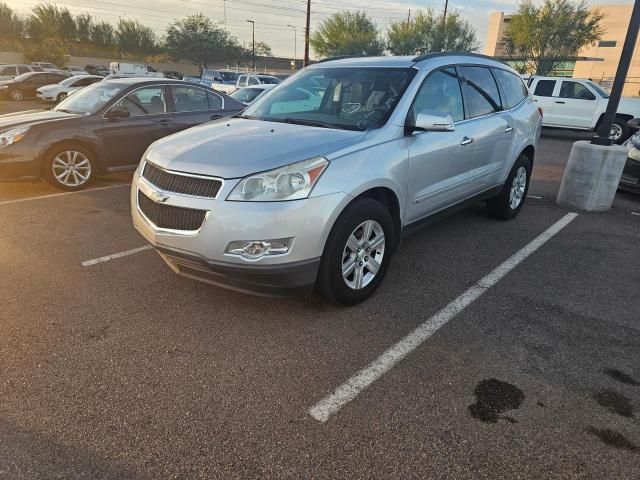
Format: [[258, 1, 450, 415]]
[[609, 123, 623, 141], [10, 89, 23, 101], [509, 166, 527, 210], [52, 150, 92, 187], [341, 220, 385, 290]]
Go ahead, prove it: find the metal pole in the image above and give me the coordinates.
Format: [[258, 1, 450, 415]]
[[287, 24, 297, 68], [246, 20, 255, 71], [440, 0, 449, 51], [592, 0, 640, 145], [304, 0, 311, 67], [223, 0, 227, 31]]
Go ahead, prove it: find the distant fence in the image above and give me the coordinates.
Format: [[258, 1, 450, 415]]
[[0, 51, 303, 75]]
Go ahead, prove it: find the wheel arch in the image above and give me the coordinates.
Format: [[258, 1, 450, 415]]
[[595, 112, 634, 129], [39, 139, 101, 176]]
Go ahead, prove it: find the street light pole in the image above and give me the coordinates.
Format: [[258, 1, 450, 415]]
[[304, 0, 311, 67], [287, 24, 297, 69], [246, 20, 255, 71], [592, 0, 640, 145]]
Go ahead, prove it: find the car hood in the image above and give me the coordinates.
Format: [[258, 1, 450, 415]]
[[37, 83, 60, 91], [0, 109, 80, 130], [617, 97, 640, 112], [146, 118, 366, 178], [0, 79, 16, 86]]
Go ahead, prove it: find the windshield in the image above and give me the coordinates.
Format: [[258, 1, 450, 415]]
[[60, 76, 80, 86], [220, 71, 239, 82], [258, 76, 280, 84], [14, 72, 36, 82], [53, 82, 126, 114], [242, 67, 415, 131], [231, 87, 265, 104], [587, 81, 610, 98]]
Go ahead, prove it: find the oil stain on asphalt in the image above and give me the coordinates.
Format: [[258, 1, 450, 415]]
[[587, 427, 639, 452], [604, 368, 640, 386], [593, 389, 635, 418], [468, 379, 525, 423]]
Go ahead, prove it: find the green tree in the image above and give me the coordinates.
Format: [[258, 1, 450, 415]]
[[387, 9, 478, 55], [254, 41, 273, 56], [90, 21, 115, 49], [75, 13, 93, 43], [116, 19, 157, 55], [165, 14, 246, 74], [24, 37, 68, 66], [310, 10, 384, 58], [0, 2, 24, 40], [28, 3, 76, 42], [504, 0, 605, 75]]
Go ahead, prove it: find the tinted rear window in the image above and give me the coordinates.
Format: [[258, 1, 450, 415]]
[[534, 80, 556, 97], [459, 66, 502, 118], [493, 68, 528, 109]]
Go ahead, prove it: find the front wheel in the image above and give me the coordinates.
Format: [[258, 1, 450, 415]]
[[610, 117, 630, 144], [57, 92, 67, 102], [486, 154, 531, 220], [44, 145, 95, 191], [317, 198, 394, 305], [10, 89, 23, 101]]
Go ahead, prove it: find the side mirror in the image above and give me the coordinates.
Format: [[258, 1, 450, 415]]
[[105, 105, 130, 119], [411, 111, 455, 132]]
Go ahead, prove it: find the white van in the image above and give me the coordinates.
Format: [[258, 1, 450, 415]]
[[108, 62, 163, 78]]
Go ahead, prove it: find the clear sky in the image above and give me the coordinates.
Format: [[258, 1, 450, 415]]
[[9, 0, 634, 58]]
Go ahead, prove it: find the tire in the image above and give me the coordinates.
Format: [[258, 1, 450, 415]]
[[44, 144, 95, 191], [317, 197, 395, 305], [10, 88, 23, 101], [611, 116, 630, 144], [486, 154, 531, 220], [57, 92, 67, 102]]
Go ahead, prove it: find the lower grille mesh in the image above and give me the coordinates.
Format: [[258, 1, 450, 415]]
[[138, 190, 207, 231]]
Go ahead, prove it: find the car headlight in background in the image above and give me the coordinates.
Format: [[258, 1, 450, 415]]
[[227, 156, 328, 201], [0, 85, 8, 89], [0, 126, 29, 147]]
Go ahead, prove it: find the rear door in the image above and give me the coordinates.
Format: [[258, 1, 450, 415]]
[[101, 85, 174, 167], [530, 79, 557, 125], [169, 84, 227, 133], [552, 80, 597, 128]]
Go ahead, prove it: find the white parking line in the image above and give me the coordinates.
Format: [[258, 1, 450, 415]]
[[308, 212, 579, 423], [527, 195, 543, 199], [81, 245, 153, 267], [0, 183, 130, 206], [632, 212, 640, 216]]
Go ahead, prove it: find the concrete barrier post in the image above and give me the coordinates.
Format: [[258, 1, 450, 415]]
[[556, 141, 627, 211]]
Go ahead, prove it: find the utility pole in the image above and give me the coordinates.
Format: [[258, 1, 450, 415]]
[[440, 0, 449, 51], [304, 0, 311, 67], [407, 9, 411, 24], [246, 20, 255, 70], [592, 0, 640, 145], [287, 24, 297, 69], [223, 0, 227, 31]]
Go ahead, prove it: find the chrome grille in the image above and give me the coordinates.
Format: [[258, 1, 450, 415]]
[[142, 162, 222, 198], [138, 190, 207, 231]]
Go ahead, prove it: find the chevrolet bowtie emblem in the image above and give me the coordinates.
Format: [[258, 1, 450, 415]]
[[150, 190, 169, 203]]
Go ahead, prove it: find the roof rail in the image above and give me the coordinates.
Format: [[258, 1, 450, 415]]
[[411, 52, 505, 64], [315, 55, 368, 64]]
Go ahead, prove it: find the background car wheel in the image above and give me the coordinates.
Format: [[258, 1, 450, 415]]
[[57, 92, 67, 102], [610, 117, 630, 144], [10, 89, 23, 101], [317, 197, 395, 305], [45, 144, 95, 191], [486, 154, 531, 220]]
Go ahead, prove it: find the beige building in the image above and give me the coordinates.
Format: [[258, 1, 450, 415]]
[[485, 4, 640, 96]]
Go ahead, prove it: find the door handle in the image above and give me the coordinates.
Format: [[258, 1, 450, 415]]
[[555, 101, 565, 104], [505, 126, 514, 133], [460, 136, 474, 146]]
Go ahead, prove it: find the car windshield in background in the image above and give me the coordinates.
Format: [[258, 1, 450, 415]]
[[231, 88, 265, 103], [221, 71, 239, 82], [13, 72, 36, 82], [242, 67, 415, 131], [587, 81, 610, 98], [53, 82, 126, 114], [257, 76, 280, 84]]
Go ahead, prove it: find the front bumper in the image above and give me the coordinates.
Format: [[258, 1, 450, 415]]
[[131, 166, 350, 296], [0, 140, 43, 181], [36, 91, 56, 101]]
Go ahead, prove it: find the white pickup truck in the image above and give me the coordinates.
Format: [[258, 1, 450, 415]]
[[528, 76, 640, 143]]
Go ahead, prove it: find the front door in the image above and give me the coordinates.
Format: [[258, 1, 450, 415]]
[[101, 85, 174, 168], [552, 80, 597, 128], [531, 79, 558, 125], [406, 67, 475, 222]]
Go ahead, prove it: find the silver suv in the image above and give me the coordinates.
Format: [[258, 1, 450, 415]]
[[131, 54, 542, 305]]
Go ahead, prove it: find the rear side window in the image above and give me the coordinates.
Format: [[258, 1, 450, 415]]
[[559, 81, 595, 100], [171, 85, 209, 112], [0, 66, 16, 75], [459, 66, 502, 118], [207, 91, 222, 109], [493, 68, 528, 109], [409, 67, 464, 123], [237, 75, 247, 86], [533, 80, 556, 97], [248, 76, 260, 86]]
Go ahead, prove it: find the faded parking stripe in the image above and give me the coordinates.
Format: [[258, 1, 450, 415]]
[[0, 183, 130, 206], [82, 245, 153, 267]]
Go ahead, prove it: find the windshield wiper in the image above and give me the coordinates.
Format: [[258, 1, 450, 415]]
[[281, 117, 336, 129]]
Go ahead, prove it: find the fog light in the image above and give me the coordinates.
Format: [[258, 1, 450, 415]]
[[225, 238, 292, 259]]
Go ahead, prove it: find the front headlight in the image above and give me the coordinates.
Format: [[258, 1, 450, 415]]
[[0, 126, 29, 147], [227, 156, 328, 202]]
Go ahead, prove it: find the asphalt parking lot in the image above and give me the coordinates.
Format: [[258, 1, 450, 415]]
[[1, 99, 639, 479]]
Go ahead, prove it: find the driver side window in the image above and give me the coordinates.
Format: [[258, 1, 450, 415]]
[[409, 67, 464, 124], [560, 81, 595, 100], [112, 86, 167, 116]]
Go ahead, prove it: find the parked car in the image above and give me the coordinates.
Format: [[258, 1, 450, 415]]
[[0, 72, 68, 101], [0, 64, 44, 81], [201, 69, 241, 94], [163, 70, 184, 80], [62, 66, 88, 76], [131, 53, 542, 304], [30, 62, 69, 77], [230, 84, 276, 105], [36, 75, 103, 102], [235, 74, 280, 89], [620, 120, 640, 194], [528, 75, 640, 144], [109, 62, 164, 78], [0, 78, 244, 189], [85, 64, 109, 76]]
